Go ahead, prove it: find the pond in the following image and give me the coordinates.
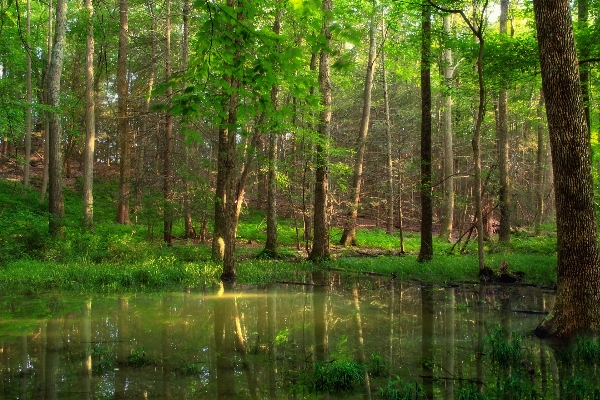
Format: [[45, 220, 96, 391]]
[[0, 272, 592, 399]]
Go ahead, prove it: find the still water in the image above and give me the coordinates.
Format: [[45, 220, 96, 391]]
[[0, 273, 562, 399]]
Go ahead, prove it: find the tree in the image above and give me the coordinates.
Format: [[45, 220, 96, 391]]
[[417, 1, 433, 262], [47, 0, 68, 236], [497, 0, 510, 246], [82, 0, 96, 228], [263, 1, 283, 257], [438, 14, 454, 242], [24, 0, 32, 188], [163, 0, 173, 245], [339, 1, 378, 247], [309, 0, 333, 262], [533, 0, 600, 339], [116, 0, 130, 224]]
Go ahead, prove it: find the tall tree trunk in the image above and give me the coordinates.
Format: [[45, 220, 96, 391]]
[[82, 0, 95, 228], [163, 0, 173, 245], [40, 1, 52, 202], [309, 0, 333, 262], [47, 0, 67, 236], [497, 0, 511, 245], [340, 4, 378, 246], [382, 30, 394, 236], [534, 90, 545, 236], [533, 0, 600, 339], [473, 37, 486, 272], [417, 2, 433, 262], [263, 3, 282, 257], [182, 0, 194, 239], [115, 0, 130, 224], [439, 14, 454, 242], [24, 0, 31, 187]]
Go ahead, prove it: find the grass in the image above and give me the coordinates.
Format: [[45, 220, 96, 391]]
[[0, 178, 560, 293]]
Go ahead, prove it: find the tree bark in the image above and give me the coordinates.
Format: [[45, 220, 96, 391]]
[[24, 0, 31, 187], [116, 0, 130, 224], [263, 3, 282, 257], [382, 28, 394, 236], [533, 0, 600, 339], [578, 0, 591, 131], [47, 0, 67, 236], [417, 2, 433, 262], [497, 0, 511, 245], [309, 0, 333, 262], [182, 0, 194, 239], [163, 0, 173, 245], [82, 0, 95, 228], [340, 4, 377, 247], [439, 14, 454, 242], [534, 90, 545, 236], [39, 1, 52, 202]]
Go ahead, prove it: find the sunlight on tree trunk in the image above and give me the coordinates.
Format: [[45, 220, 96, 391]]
[[82, 0, 95, 229], [163, 0, 173, 246], [439, 14, 454, 242], [340, 1, 377, 247]]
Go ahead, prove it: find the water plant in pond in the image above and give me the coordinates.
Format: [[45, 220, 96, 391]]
[[92, 345, 116, 373], [485, 328, 523, 368], [313, 360, 364, 393], [127, 347, 148, 367]]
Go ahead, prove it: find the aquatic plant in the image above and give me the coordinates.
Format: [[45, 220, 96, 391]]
[[127, 347, 148, 367], [485, 328, 522, 368], [313, 360, 364, 393], [92, 345, 116, 373]]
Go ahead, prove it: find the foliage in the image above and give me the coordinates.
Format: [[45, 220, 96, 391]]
[[380, 377, 426, 400], [312, 360, 364, 393]]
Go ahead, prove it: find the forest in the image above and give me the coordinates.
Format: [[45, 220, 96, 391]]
[[1, 0, 600, 340], [5, 0, 600, 396]]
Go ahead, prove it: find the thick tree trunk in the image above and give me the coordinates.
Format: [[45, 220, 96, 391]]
[[115, 0, 130, 224], [163, 0, 173, 245], [340, 6, 377, 247], [309, 0, 333, 262], [417, 3, 433, 262], [497, 0, 511, 245], [439, 15, 454, 242], [533, 0, 600, 339], [82, 0, 95, 228], [47, 0, 67, 236]]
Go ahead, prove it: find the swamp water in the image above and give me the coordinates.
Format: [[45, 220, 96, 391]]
[[0, 274, 593, 399]]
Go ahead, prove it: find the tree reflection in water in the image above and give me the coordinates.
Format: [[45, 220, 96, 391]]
[[0, 280, 579, 399]]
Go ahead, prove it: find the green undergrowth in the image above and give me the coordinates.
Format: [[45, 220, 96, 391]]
[[0, 179, 560, 293]]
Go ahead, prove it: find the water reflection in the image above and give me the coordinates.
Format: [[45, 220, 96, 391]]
[[0, 277, 567, 399]]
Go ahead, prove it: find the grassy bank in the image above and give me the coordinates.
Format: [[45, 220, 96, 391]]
[[0, 179, 558, 293]]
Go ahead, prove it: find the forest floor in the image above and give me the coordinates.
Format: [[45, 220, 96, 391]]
[[0, 152, 558, 292]]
